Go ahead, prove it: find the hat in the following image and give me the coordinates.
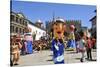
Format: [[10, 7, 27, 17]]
[[54, 17, 65, 23]]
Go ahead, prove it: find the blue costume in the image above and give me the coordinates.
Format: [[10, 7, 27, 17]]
[[68, 40, 76, 48], [26, 41, 33, 54], [25, 33, 33, 54], [52, 39, 64, 64], [68, 32, 76, 48]]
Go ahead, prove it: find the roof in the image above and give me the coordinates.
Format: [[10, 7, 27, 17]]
[[90, 16, 96, 21], [28, 21, 46, 31], [36, 19, 42, 24], [17, 13, 25, 18], [11, 11, 25, 18], [11, 11, 46, 31]]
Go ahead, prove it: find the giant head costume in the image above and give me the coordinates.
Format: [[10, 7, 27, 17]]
[[70, 25, 75, 32], [51, 18, 66, 64], [52, 18, 66, 39]]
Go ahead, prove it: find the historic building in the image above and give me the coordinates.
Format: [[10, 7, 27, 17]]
[[28, 20, 46, 40], [90, 10, 97, 38], [34, 20, 43, 28], [11, 11, 46, 40], [10, 11, 28, 36], [65, 20, 81, 33]]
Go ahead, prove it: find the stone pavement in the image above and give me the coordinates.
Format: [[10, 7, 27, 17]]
[[12, 49, 97, 67]]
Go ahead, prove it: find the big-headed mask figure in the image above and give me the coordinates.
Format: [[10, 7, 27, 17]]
[[24, 27, 33, 54], [68, 24, 76, 49], [53, 19, 66, 40], [51, 18, 66, 64]]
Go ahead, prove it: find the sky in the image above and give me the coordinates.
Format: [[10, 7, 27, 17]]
[[11, 0, 96, 28]]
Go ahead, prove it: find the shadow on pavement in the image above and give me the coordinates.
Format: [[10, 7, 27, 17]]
[[75, 57, 97, 61], [46, 59, 53, 61], [88, 59, 97, 61], [66, 51, 77, 54], [75, 58, 81, 60]]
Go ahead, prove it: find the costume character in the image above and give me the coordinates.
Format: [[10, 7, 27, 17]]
[[68, 25, 76, 49], [51, 18, 66, 64], [24, 27, 33, 54], [10, 35, 22, 65]]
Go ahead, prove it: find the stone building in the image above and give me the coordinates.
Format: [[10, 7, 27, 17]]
[[90, 10, 97, 38], [10, 11, 28, 36]]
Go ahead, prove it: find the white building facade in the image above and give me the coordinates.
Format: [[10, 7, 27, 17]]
[[28, 21, 46, 40]]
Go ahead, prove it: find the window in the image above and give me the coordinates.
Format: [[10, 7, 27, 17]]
[[25, 21, 27, 26], [22, 20, 24, 25], [19, 18, 22, 24], [10, 15, 15, 21], [24, 21, 26, 25], [20, 19, 24, 24], [43, 32, 45, 36], [16, 17, 18, 22], [10, 26, 12, 33], [23, 29, 24, 34], [10, 26, 14, 33], [19, 28, 21, 33], [39, 32, 41, 35], [15, 27, 18, 33], [13, 26, 14, 32]]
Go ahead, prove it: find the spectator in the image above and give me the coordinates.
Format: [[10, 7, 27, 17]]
[[21, 39, 27, 55], [91, 37, 96, 49], [78, 31, 86, 62], [86, 37, 92, 61]]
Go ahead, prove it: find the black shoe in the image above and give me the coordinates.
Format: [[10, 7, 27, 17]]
[[10, 60, 13, 66], [80, 58, 83, 62], [10, 63, 13, 66]]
